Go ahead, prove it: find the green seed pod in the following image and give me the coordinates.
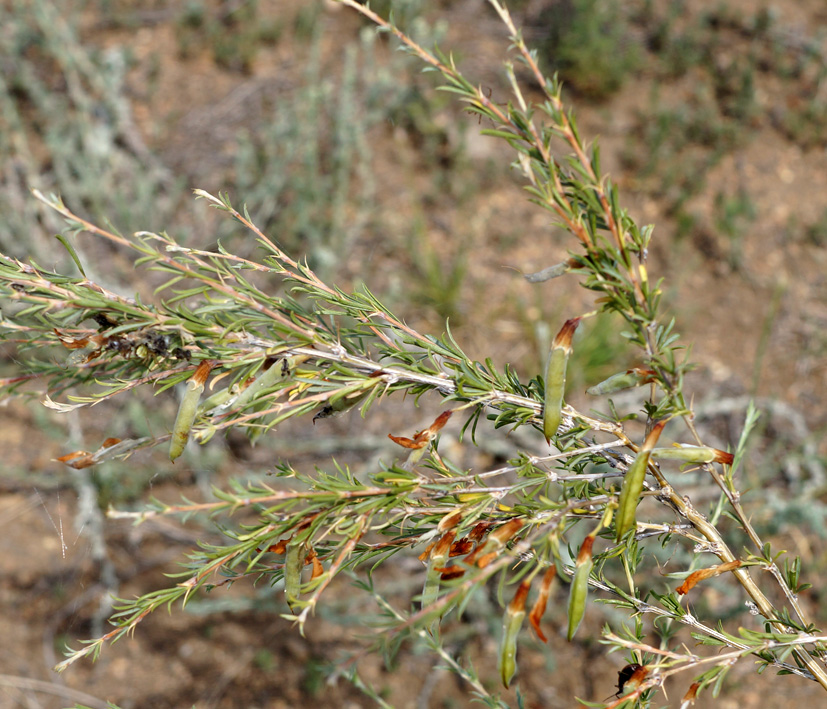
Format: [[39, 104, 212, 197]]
[[615, 421, 666, 541], [197, 386, 233, 416], [169, 380, 204, 461], [284, 539, 304, 609], [566, 533, 595, 641], [498, 581, 529, 688], [651, 445, 734, 465], [312, 383, 373, 423], [233, 355, 303, 412], [543, 318, 580, 441], [169, 361, 213, 462], [586, 368, 656, 396]]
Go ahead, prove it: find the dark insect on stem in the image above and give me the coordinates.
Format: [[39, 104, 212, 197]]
[[615, 663, 643, 697], [92, 312, 118, 329], [313, 405, 334, 424], [98, 327, 189, 363], [143, 330, 169, 356], [171, 347, 191, 361]]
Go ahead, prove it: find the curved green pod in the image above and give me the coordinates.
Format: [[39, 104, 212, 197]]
[[543, 318, 580, 441], [566, 533, 595, 641], [615, 421, 666, 541], [233, 358, 285, 412], [197, 386, 233, 416], [651, 445, 734, 465], [169, 361, 213, 462], [284, 540, 304, 609], [586, 367, 655, 396], [169, 380, 204, 461], [498, 581, 529, 688]]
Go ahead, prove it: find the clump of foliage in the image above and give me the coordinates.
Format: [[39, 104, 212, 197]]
[[0, 0, 181, 261], [2, 2, 827, 707], [531, 0, 641, 99]]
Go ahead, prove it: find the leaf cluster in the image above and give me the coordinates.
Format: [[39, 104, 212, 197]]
[[0, 1, 825, 705]]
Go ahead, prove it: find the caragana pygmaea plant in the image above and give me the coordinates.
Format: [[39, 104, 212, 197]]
[[0, 1, 825, 706]]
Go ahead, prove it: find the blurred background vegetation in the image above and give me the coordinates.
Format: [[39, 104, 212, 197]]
[[2, 0, 827, 707]]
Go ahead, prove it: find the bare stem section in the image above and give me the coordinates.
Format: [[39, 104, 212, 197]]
[[0, 2, 824, 705]]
